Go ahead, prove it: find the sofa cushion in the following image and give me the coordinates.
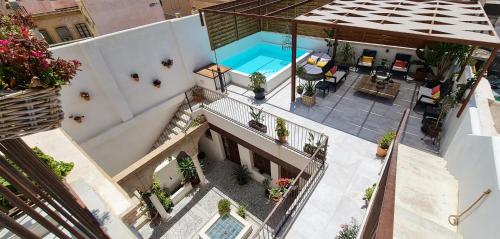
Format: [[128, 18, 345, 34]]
[[362, 56, 374, 65], [307, 55, 319, 64]]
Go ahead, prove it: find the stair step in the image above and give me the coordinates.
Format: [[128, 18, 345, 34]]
[[173, 119, 187, 129], [169, 126, 182, 134], [133, 214, 150, 230]]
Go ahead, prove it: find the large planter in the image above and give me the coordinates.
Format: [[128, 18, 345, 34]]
[[415, 68, 428, 82], [253, 88, 265, 100], [0, 88, 63, 140], [248, 120, 267, 133], [303, 144, 326, 160], [302, 93, 316, 106]]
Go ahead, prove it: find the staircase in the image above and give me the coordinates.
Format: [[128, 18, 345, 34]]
[[150, 99, 194, 152], [394, 144, 462, 239]]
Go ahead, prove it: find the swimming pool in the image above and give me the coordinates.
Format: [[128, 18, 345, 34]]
[[199, 211, 252, 239], [220, 43, 310, 92]]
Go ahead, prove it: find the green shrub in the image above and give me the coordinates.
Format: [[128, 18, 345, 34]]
[[378, 131, 396, 149], [234, 165, 250, 185], [237, 204, 247, 218], [249, 72, 266, 91], [363, 184, 376, 203], [151, 177, 173, 212], [218, 199, 231, 216], [177, 156, 198, 183], [275, 118, 289, 137]]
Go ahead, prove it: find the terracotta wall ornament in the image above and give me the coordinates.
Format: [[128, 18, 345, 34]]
[[131, 73, 140, 81], [153, 79, 162, 88], [80, 92, 90, 101], [69, 115, 85, 123]]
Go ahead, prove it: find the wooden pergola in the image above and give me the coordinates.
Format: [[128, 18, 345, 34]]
[[200, 0, 500, 118]]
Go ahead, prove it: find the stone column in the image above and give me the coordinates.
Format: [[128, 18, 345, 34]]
[[190, 154, 207, 185], [270, 162, 280, 187]]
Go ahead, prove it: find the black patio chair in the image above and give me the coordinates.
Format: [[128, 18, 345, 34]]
[[356, 49, 377, 72], [417, 78, 454, 105], [390, 53, 412, 81]]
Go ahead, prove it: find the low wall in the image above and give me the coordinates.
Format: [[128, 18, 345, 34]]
[[154, 157, 184, 193], [441, 80, 500, 239]]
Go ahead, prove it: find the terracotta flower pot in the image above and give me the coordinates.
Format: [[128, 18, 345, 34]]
[[376, 145, 388, 158], [278, 135, 287, 144]]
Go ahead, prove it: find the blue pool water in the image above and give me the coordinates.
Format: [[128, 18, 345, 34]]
[[206, 215, 244, 239], [220, 43, 308, 77]]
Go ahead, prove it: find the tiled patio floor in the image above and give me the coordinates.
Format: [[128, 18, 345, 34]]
[[138, 159, 274, 239], [226, 71, 439, 153]]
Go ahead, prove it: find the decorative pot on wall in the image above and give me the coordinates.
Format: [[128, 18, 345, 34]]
[[248, 120, 267, 133], [131, 73, 140, 81], [69, 115, 85, 123], [153, 79, 162, 88], [161, 59, 173, 68], [80, 92, 90, 101]]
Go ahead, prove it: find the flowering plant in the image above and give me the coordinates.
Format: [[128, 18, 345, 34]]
[[335, 218, 359, 239], [276, 178, 292, 189], [0, 13, 81, 90]]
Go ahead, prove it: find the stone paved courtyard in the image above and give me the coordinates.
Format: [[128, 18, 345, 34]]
[[138, 159, 274, 239]]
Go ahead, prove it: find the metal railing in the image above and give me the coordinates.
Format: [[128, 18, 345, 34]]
[[190, 86, 327, 158], [252, 138, 327, 238], [358, 108, 411, 239]]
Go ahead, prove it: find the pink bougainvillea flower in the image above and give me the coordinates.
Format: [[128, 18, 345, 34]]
[[0, 39, 10, 45], [31, 50, 44, 58]]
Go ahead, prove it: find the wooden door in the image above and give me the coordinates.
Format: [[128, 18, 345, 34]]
[[222, 136, 241, 165], [253, 152, 271, 176], [280, 166, 299, 179]]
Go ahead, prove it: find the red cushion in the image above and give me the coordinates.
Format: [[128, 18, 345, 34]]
[[330, 66, 337, 75], [394, 60, 407, 68], [432, 85, 441, 95]]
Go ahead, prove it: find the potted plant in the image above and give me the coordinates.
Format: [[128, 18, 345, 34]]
[[337, 42, 356, 66], [218, 199, 230, 216], [263, 178, 271, 197], [362, 184, 376, 207], [249, 72, 266, 100], [131, 73, 140, 81], [237, 204, 247, 218], [234, 165, 250, 185], [192, 86, 204, 102], [303, 132, 326, 160], [248, 107, 267, 133], [268, 188, 282, 203], [177, 156, 199, 185], [376, 131, 396, 157], [323, 28, 335, 56], [275, 117, 289, 144], [0, 13, 81, 140], [423, 95, 456, 138], [302, 81, 316, 106], [296, 84, 304, 95]]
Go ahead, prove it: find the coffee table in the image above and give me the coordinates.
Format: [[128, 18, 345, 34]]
[[354, 75, 401, 100]]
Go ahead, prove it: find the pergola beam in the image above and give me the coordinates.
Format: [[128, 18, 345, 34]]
[[218, 0, 261, 11], [240, 0, 287, 13], [291, 22, 298, 102], [265, 0, 313, 16], [200, 8, 293, 22]]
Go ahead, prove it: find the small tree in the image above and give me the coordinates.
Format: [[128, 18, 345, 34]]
[[218, 199, 231, 216], [323, 28, 335, 56], [249, 72, 266, 92]]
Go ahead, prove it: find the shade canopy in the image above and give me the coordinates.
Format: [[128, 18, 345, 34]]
[[201, 0, 500, 49]]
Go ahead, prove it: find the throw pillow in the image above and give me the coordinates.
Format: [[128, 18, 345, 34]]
[[362, 56, 373, 65], [316, 58, 329, 67], [325, 66, 337, 77], [394, 60, 407, 68], [307, 55, 319, 64]]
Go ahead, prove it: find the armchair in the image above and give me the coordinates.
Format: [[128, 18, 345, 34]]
[[390, 53, 412, 81], [356, 49, 377, 72]]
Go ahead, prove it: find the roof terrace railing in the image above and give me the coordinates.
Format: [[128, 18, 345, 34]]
[[357, 108, 410, 239], [190, 86, 327, 159], [185, 86, 328, 238]]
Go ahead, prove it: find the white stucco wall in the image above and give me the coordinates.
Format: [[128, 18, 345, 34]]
[[441, 80, 500, 239], [154, 158, 184, 193], [198, 129, 225, 161], [50, 15, 212, 176]]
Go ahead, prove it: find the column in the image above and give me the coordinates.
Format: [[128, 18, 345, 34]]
[[190, 154, 207, 185], [270, 162, 280, 187]]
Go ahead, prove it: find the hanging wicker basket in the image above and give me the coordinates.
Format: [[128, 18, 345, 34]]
[[0, 88, 64, 140]]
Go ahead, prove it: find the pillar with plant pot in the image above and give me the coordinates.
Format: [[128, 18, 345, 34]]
[[249, 72, 266, 100], [248, 106, 267, 133], [376, 131, 396, 158], [275, 117, 289, 144]]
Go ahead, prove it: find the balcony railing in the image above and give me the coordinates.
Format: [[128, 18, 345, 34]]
[[188, 86, 327, 159], [358, 108, 410, 239], [185, 86, 328, 238]]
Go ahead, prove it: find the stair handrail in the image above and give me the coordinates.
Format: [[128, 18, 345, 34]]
[[448, 189, 491, 226]]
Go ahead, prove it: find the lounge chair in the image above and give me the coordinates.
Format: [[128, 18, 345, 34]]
[[301, 52, 332, 81], [390, 53, 412, 81], [356, 49, 377, 72], [417, 78, 454, 105], [323, 63, 349, 92]]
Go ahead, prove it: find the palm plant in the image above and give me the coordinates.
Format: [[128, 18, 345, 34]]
[[415, 43, 470, 82], [323, 28, 335, 56], [234, 165, 250, 185], [303, 81, 316, 97], [337, 42, 356, 64], [177, 157, 198, 184]]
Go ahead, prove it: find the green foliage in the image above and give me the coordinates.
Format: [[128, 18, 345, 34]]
[[0, 148, 73, 211], [32, 147, 74, 179], [151, 177, 173, 212], [177, 156, 198, 183], [415, 43, 470, 81], [234, 165, 250, 185], [275, 117, 289, 137], [335, 218, 360, 239], [337, 42, 356, 64], [187, 115, 206, 130], [249, 107, 264, 124], [455, 77, 475, 103], [268, 188, 282, 200], [296, 66, 305, 78], [262, 178, 270, 189], [378, 131, 396, 149], [303, 80, 316, 97], [237, 204, 247, 218], [218, 199, 231, 216], [249, 72, 266, 91], [363, 184, 376, 202], [323, 28, 335, 56]]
